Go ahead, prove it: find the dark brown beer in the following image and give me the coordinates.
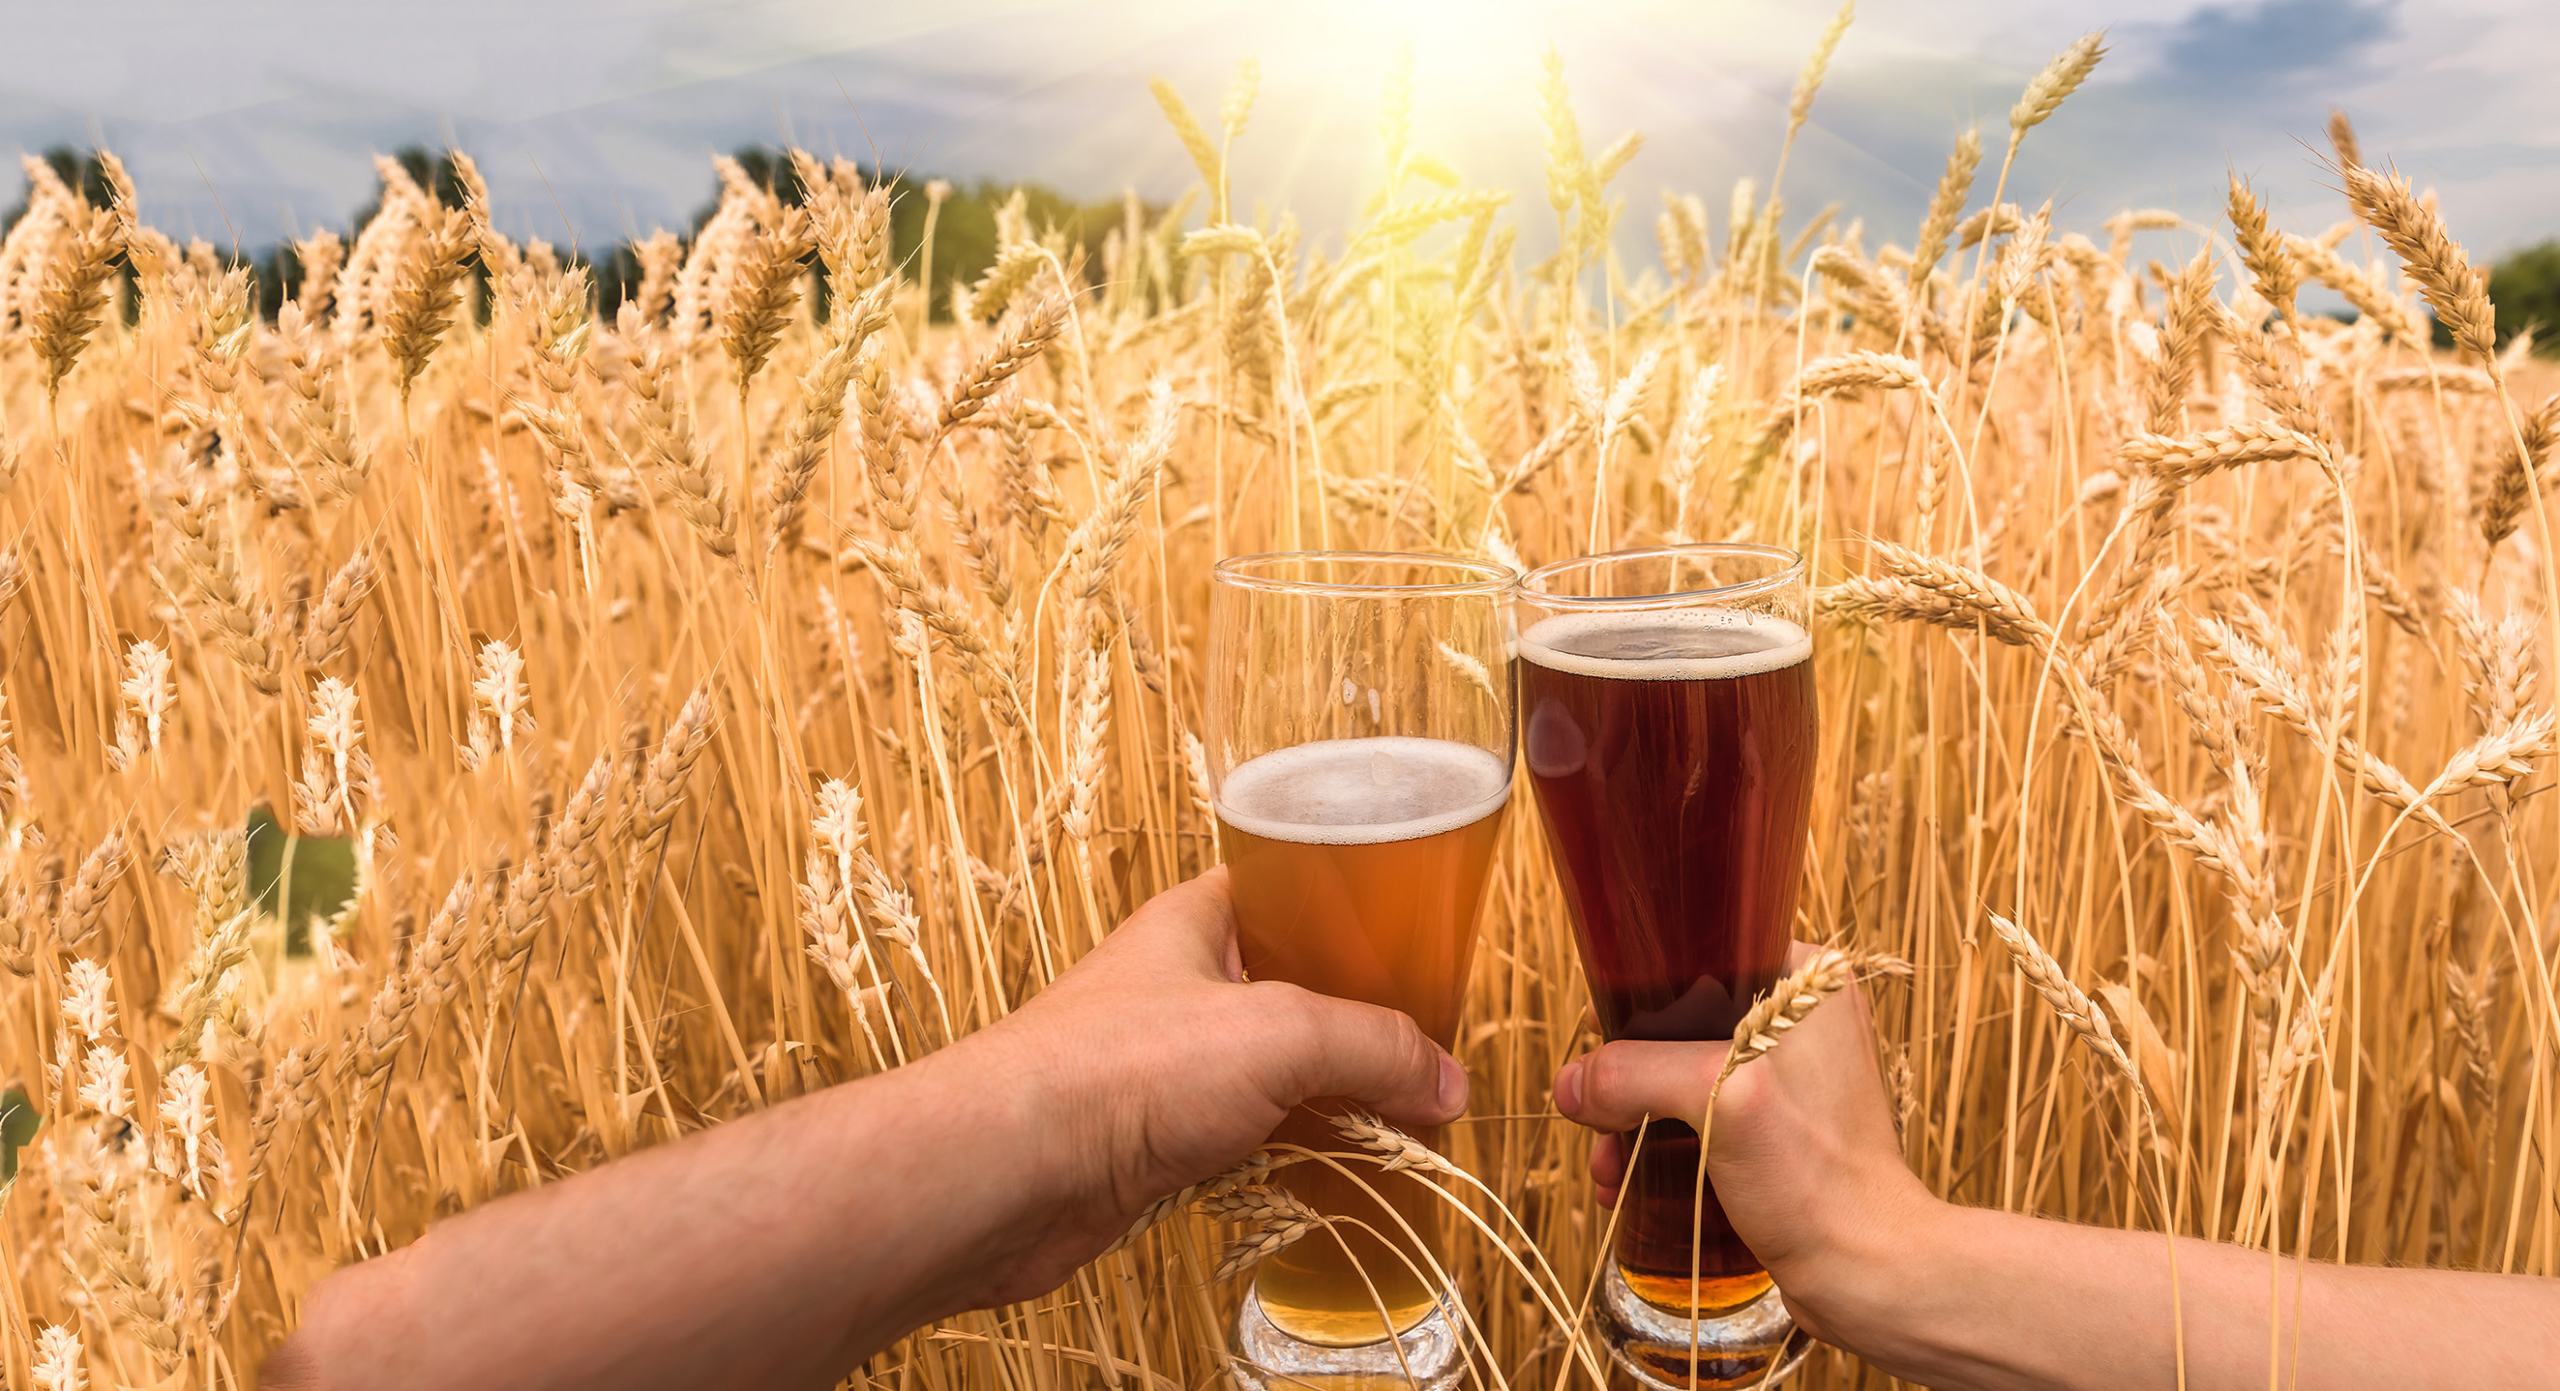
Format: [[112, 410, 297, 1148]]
[[1519, 610, 1816, 1312], [1218, 736, 1510, 1345]]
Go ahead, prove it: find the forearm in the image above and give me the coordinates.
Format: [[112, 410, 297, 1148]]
[[1826, 1202, 2560, 1390], [273, 1047, 1058, 1391], [265, 867, 1458, 1391]]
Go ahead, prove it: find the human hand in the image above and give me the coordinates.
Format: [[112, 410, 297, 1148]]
[[1549, 945, 1941, 1350], [938, 866, 1467, 1310]]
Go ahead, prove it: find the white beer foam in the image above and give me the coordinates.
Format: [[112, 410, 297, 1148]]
[[1217, 736, 1512, 846], [1519, 610, 1811, 682]]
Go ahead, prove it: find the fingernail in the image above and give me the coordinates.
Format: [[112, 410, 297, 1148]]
[[1553, 1059, 1582, 1117], [1437, 1054, 1467, 1114]]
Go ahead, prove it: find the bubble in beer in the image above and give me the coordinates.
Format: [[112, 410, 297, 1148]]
[[1217, 736, 1511, 846]]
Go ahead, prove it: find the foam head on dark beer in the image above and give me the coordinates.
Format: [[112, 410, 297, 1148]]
[[1518, 610, 1811, 681]]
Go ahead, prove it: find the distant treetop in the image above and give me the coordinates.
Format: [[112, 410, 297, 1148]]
[[2489, 241, 2560, 357], [5, 141, 1147, 327]]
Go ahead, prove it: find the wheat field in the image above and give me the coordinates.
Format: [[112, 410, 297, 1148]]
[[2, 27, 2557, 1390]]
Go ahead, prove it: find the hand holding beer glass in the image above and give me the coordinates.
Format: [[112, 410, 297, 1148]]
[[1517, 544, 1818, 1389], [1207, 552, 1515, 1390]]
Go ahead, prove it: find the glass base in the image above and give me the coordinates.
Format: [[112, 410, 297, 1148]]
[[1597, 1260, 1810, 1390], [1230, 1285, 1465, 1390]]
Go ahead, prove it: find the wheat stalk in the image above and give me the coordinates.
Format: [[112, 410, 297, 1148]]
[[30, 200, 122, 400], [1201, 1187, 1325, 1282], [940, 298, 1066, 436], [1989, 913, 2138, 1087], [719, 207, 815, 397], [380, 206, 473, 402], [2007, 33, 2106, 155], [1334, 1112, 1463, 1177], [2227, 176, 2299, 321], [1716, 947, 1856, 1085], [2342, 163, 2498, 369]]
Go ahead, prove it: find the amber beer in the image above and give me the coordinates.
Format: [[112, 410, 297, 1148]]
[[1520, 608, 1816, 1312], [1217, 735, 1511, 1346]]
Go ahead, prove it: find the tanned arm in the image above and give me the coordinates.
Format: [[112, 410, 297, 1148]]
[[1553, 949, 2560, 1390], [266, 868, 1466, 1391]]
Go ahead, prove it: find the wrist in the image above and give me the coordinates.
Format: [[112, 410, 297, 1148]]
[[1775, 1168, 1963, 1367], [1796, 1192, 2014, 1384], [952, 1013, 1102, 1215], [902, 1022, 1123, 1305], [834, 1039, 1069, 1325]]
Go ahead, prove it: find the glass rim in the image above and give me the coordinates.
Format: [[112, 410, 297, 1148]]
[[1516, 542, 1806, 610], [1212, 549, 1519, 598]]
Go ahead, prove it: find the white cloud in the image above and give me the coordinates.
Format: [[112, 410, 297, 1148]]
[[4, 0, 2553, 264]]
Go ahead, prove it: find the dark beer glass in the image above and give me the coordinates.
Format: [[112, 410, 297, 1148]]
[[1209, 552, 1517, 1391], [1516, 544, 1816, 1389]]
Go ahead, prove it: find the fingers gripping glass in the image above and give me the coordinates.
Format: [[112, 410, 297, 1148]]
[[1207, 552, 1515, 1390], [1516, 544, 1819, 1390]]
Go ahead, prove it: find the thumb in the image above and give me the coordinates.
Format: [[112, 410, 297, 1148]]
[[1554, 1037, 1728, 1133], [1265, 985, 1468, 1129]]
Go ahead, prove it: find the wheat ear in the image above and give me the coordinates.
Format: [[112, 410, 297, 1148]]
[[1201, 1188, 1325, 1281], [2007, 33, 2106, 155], [2342, 163, 2497, 368], [1990, 913, 2138, 1086], [939, 297, 1066, 435], [1716, 947, 1856, 1086]]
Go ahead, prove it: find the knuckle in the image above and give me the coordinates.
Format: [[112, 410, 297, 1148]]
[[1719, 1062, 1773, 1116], [1390, 1010, 1434, 1065], [1233, 980, 1325, 1101], [1245, 980, 1323, 1048], [1583, 1041, 1632, 1113], [1715, 1061, 1794, 1137], [1249, 977, 1316, 1015], [1397, 1017, 1448, 1098], [1346, 998, 1428, 1072]]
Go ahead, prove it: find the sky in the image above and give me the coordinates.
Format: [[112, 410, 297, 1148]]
[[3, 0, 2555, 268]]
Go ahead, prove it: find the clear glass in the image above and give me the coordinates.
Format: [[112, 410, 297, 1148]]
[[1207, 552, 1515, 1384], [1514, 544, 1818, 1389]]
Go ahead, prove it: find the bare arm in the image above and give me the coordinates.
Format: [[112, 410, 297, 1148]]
[[1552, 954, 2560, 1391], [1838, 1204, 2558, 1390], [266, 868, 1467, 1391]]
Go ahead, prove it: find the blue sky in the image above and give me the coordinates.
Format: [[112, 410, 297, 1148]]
[[4, 0, 2554, 265]]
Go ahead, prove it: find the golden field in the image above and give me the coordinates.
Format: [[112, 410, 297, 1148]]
[[2, 29, 2557, 1389]]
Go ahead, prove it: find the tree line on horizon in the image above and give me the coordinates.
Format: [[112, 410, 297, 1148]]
[[2, 143, 1146, 328], [9, 140, 2560, 353]]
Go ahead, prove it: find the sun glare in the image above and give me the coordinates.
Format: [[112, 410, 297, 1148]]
[[1200, 0, 1628, 208], [1181, 0, 1799, 217], [1289, 0, 1592, 89]]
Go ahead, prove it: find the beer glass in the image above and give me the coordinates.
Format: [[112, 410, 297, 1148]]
[[1208, 552, 1516, 1391], [1516, 544, 1817, 1389]]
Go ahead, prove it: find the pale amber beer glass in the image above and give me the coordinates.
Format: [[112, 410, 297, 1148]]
[[1516, 544, 1817, 1390], [1207, 552, 1515, 1388]]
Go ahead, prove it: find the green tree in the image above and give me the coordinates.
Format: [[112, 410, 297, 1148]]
[[350, 146, 471, 233], [5, 143, 1142, 329], [0, 145, 111, 231], [613, 147, 1141, 323], [2489, 240, 2560, 357], [5, 146, 147, 325], [217, 144, 483, 324], [878, 173, 1136, 321]]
